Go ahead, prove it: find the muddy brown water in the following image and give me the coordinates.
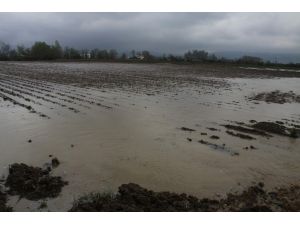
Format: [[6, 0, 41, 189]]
[[0, 62, 299, 211]]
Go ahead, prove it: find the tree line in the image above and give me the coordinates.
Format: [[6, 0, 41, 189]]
[[0, 40, 299, 67]]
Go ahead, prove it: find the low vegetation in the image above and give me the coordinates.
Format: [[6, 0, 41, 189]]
[[1, 40, 299, 68]]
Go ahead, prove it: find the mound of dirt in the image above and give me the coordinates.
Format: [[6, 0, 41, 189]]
[[5, 163, 68, 200], [249, 90, 300, 104], [0, 190, 12, 212], [70, 182, 300, 212]]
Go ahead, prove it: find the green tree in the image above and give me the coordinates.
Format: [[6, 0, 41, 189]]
[[31, 42, 53, 60], [97, 50, 109, 60], [52, 40, 63, 59], [184, 50, 209, 62], [108, 49, 118, 60], [120, 53, 127, 60], [16, 45, 31, 60], [0, 42, 11, 60], [141, 50, 154, 61], [63, 47, 81, 59], [238, 55, 263, 64]]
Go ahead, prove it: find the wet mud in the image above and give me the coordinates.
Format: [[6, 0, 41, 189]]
[[249, 90, 300, 104], [223, 121, 299, 139], [222, 124, 271, 137], [5, 163, 67, 200], [70, 182, 300, 212], [0, 190, 12, 212], [0, 62, 299, 211], [252, 121, 299, 138]]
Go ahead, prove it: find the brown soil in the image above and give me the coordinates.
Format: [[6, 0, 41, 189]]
[[5, 163, 68, 200], [70, 182, 300, 212]]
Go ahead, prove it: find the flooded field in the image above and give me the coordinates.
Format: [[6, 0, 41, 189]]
[[0, 62, 299, 211]]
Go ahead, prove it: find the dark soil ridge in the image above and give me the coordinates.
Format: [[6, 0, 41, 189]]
[[0, 92, 49, 118], [180, 127, 196, 132], [198, 139, 234, 155], [0, 76, 111, 110], [1, 78, 92, 110], [5, 163, 68, 201], [248, 90, 300, 104], [223, 124, 271, 137], [70, 182, 300, 212], [226, 130, 256, 140], [223, 121, 299, 139], [252, 121, 299, 138], [0, 62, 232, 94], [0, 74, 97, 101]]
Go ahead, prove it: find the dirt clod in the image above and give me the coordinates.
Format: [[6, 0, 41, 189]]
[[180, 127, 195, 132], [0, 190, 12, 212], [5, 163, 67, 200], [207, 127, 220, 131], [210, 135, 220, 140], [51, 158, 60, 168]]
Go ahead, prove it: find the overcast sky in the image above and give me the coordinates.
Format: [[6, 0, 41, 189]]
[[0, 13, 300, 56]]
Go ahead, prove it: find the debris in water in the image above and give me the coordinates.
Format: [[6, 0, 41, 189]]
[[51, 158, 60, 168]]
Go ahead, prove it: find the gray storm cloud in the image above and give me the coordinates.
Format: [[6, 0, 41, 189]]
[[0, 12, 300, 55]]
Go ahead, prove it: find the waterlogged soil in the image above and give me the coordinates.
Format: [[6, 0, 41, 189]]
[[248, 90, 300, 104], [70, 182, 300, 212], [0, 62, 299, 211]]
